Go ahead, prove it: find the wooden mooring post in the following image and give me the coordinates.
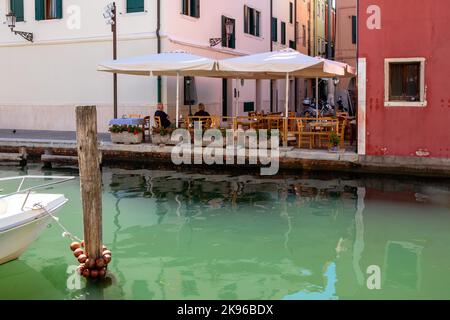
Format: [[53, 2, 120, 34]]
[[76, 106, 103, 265]]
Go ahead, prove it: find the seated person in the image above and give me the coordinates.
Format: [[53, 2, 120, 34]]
[[194, 103, 210, 117], [154, 103, 171, 128]]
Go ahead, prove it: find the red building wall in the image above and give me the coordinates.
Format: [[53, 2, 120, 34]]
[[359, 0, 450, 158]]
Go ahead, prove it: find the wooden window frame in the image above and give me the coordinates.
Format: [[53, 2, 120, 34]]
[[35, 0, 63, 21], [181, 0, 200, 18], [244, 5, 261, 37], [384, 58, 427, 107]]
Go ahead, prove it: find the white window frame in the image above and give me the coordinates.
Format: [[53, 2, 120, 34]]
[[384, 57, 427, 107]]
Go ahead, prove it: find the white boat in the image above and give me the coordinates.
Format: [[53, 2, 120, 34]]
[[0, 176, 74, 265]]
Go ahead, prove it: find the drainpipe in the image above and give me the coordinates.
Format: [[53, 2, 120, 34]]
[[156, 0, 162, 103], [270, 0, 274, 112], [294, 0, 298, 112], [308, 0, 311, 56], [327, 0, 332, 59], [313, 0, 316, 56]]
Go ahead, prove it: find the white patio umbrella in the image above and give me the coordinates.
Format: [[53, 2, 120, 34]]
[[218, 49, 351, 122], [98, 51, 217, 127]]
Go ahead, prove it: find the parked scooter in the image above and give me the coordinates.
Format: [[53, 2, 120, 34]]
[[301, 98, 335, 117], [301, 99, 318, 117]]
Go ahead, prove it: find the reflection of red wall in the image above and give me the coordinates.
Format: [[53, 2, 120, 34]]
[[359, 0, 450, 158], [365, 188, 417, 204]]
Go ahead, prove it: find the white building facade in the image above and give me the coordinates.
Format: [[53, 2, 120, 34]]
[[0, 0, 295, 132]]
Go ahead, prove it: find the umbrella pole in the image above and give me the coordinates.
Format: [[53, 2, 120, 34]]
[[234, 78, 239, 130], [176, 72, 180, 128], [315, 77, 319, 119], [284, 73, 289, 147]]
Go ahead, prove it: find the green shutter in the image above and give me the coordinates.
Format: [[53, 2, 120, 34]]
[[56, 0, 63, 19], [256, 11, 260, 37], [352, 16, 357, 44], [271, 17, 277, 42], [192, 0, 200, 18], [11, 0, 24, 22], [35, 0, 44, 20], [281, 22, 286, 45], [249, 8, 255, 35], [127, 0, 144, 13], [229, 19, 235, 49], [290, 2, 293, 24]]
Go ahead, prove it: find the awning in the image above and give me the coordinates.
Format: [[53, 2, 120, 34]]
[[97, 51, 217, 127]]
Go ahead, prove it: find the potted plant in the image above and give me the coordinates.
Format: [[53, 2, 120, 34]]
[[152, 127, 174, 146], [109, 125, 143, 144], [328, 132, 341, 153]]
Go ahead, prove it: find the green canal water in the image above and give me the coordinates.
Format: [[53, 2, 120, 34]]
[[1, 164, 450, 300]]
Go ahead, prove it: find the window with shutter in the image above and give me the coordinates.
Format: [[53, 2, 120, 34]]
[[244, 6, 261, 37], [384, 58, 427, 107], [351, 16, 357, 44], [271, 17, 278, 42], [35, 0, 62, 20], [222, 16, 235, 49], [10, 0, 24, 22], [181, 0, 200, 18], [127, 0, 145, 13], [281, 22, 286, 45]]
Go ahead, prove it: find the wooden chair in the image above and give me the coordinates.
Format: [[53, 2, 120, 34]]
[[296, 119, 314, 149], [336, 112, 349, 118], [187, 116, 213, 134], [337, 118, 347, 148], [127, 114, 142, 119], [154, 116, 162, 128], [210, 116, 221, 129]]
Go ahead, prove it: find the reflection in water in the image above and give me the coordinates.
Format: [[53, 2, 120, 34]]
[[353, 187, 366, 286], [1, 165, 450, 300], [283, 262, 338, 300]]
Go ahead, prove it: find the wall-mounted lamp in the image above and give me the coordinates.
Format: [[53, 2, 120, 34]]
[[6, 12, 33, 42], [210, 18, 234, 47]]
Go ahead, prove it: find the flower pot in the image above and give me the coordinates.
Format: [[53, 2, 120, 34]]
[[110, 132, 143, 144]]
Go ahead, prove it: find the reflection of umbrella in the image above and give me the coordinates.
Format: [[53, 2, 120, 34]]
[[98, 51, 216, 128]]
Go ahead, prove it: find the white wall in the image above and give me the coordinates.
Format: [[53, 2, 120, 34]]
[[0, 0, 158, 132]]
